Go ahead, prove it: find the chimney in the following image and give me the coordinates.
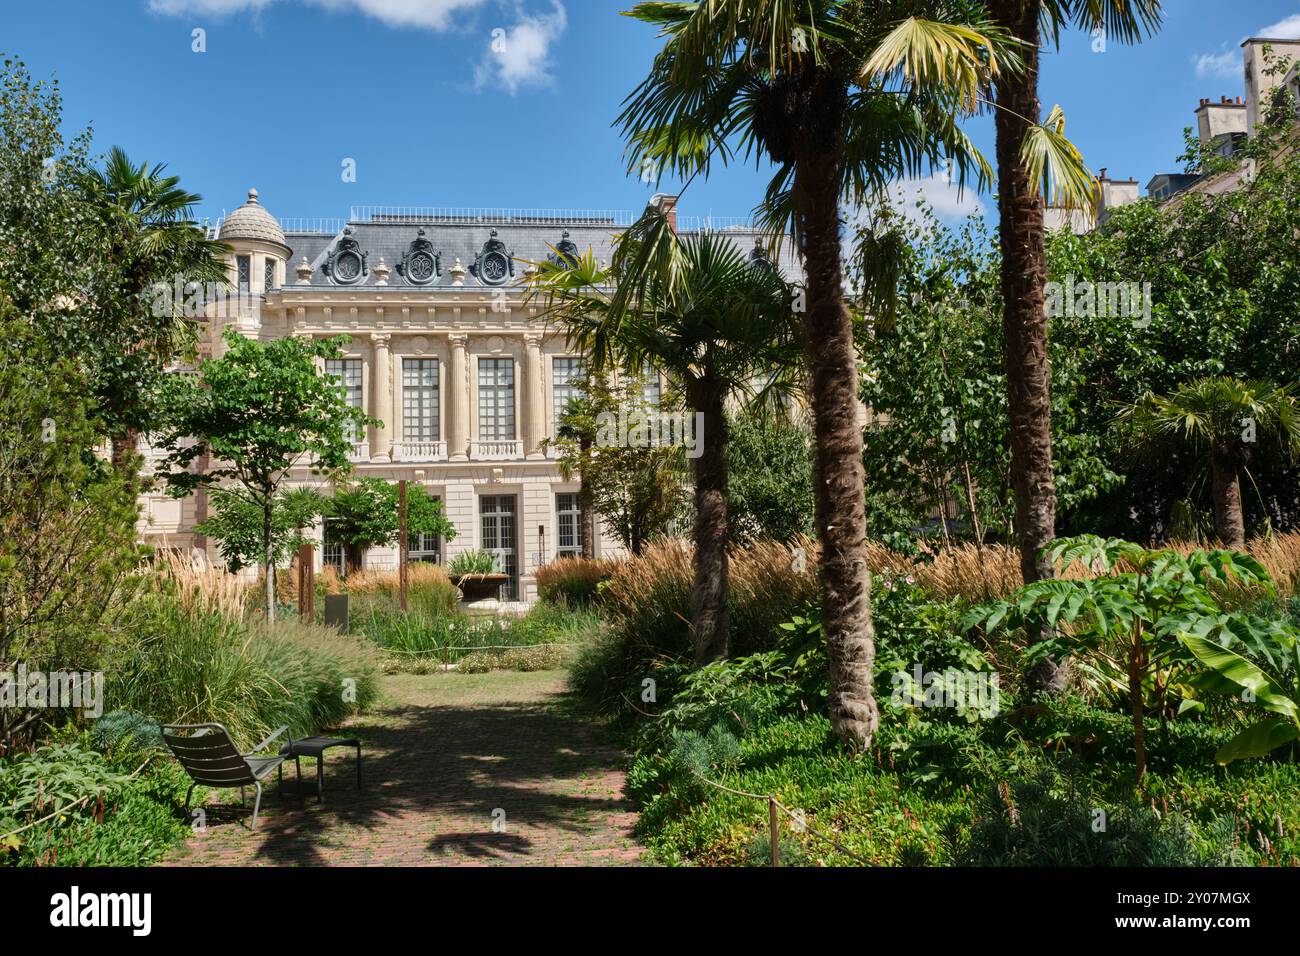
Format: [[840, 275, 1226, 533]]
[[650, 193, 679, 231], [1098, 167, 1109, 181]]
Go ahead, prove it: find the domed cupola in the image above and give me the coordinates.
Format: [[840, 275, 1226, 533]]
[[219, 188, 290, 254]]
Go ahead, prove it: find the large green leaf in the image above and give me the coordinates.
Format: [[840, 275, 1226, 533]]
[[1181, 633, 1298, 719], [1214, 719, 1300, 764]]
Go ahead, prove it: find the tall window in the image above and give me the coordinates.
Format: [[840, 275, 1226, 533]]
[[478, 357, 515, 441], [402, 359, 439, 442], [325, 358, 363, 443], [641, 363, 661, 408], [236, 255, 251, 292], [263, 257, 277, 292], [480, 495, 518, 600], [556, 492, 582, 558], [552, 356, 585, 431]]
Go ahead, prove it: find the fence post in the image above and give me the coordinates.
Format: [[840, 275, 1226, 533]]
[[297, 543, 315, 622], [769, 797, 780, 867]]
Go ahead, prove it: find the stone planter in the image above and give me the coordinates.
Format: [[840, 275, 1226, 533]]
[[452, 572, 510, 604]]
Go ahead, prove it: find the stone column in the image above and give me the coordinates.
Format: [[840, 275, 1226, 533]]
[[448, 332, 469, 461], [372, 333, 392, 461], [524, 331, 545, 460]]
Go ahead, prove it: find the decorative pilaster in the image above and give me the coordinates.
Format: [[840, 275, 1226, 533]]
[[448, 333, 469, 461], [372, 333, 392, 462], [524, 331, 545, 460]]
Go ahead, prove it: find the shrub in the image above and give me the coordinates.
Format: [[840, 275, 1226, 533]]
[[457, 645, 569, 673], [92, 711, 163, 758], [448, 550, 500, 576], [108, 594, 378, 748], [536, 556, 621, 607]]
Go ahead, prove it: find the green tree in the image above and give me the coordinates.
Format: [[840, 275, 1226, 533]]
[[324, 477, 455, 572], [727, 407, 815, 544], [530, 233, 797, 662], [195, 487, 324, 573], [81, 147, 230, 471], [0, 57, 140, 748], [550, 373, 689, 557], [1116, 378, 1300, 549], [155, 329, 375, 619], [986, 0, 1162, 693], [616, 0, 1040, 748]]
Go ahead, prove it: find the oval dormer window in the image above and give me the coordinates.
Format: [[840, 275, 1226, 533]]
[[334, 250, 363, 283], [324, 226, 368, 286], [475, 229, 514, 286], [397, 228, 442, 286]]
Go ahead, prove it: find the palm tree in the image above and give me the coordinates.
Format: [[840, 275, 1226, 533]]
[[82, 146, 229, 470], [613, 0, 1086, 747], [1116, 378, 1300, 549], [530, 233, 798, 663], [987, 0, 1162, 691]]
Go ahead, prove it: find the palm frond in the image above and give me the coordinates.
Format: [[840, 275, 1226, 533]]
[[1020, 104, 1098, 212]]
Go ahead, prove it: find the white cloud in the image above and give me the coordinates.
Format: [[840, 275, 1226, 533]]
[[149, 0, 485, 28], [1260, 13, 1300, 39], [473, 1, 567, 95], [1193, 9, 1300, 81], [1195, 50, 1239, 80], [887, 174, 986, 222]]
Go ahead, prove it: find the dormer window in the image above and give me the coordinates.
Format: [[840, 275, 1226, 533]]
[[474, 229, 514, 286], [323, 227, 368, 285], [397, 227, 442, 286], [549, 230, 581, 270]]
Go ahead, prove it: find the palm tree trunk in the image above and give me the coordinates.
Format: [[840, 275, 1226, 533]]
[[687, 374, 729, 664], [991, 0, 1065, 694], [794, 135, 879, 751], [1211, 447, 1246, 548], [579, 434, 595, 559]]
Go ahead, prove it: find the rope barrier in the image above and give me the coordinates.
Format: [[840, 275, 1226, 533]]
[[379, 642, 581, 656]]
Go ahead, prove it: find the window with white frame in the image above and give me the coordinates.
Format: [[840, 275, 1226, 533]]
[[325, 358, 363, 443], [409, 495, 444, 563], [556, 492, 582, 558], [641, 363, 661, 407], [402, 358, 439, 442], [478, 357, 515, 441], [552, 356, 585, 431]]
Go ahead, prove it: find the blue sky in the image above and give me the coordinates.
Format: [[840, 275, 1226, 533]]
[[6, 0, 1300, 227]]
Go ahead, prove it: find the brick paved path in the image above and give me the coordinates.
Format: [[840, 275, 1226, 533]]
[[162, 671, 643, 866]]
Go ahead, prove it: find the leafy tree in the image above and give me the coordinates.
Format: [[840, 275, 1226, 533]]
[[530, 232, 797, 662], [965, 535, 1278, 784], [1116, 379, 1300, 548], [549, 373, 689, 557], [196, 487, 324, 573], [81, 147, 229, 471], [155, 329, 375, 619], [985, 0, 1162, 695], [616, 0, 1042, 748], [727, 407, 815, 544], [0, 58, 140, 749], [324, 477, 455, 572]]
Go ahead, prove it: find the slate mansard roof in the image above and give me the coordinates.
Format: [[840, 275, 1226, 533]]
[[237, 204, 801, 290]]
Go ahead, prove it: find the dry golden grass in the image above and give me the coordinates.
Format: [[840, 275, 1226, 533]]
[[536, 555, 623, 605], [151, 546, 247, 618]]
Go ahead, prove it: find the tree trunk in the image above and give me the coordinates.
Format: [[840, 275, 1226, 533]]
[[579, 434, 595, 559], [793, 115, 879, 751], [688, 374, 729, 664], [344, 544, 364, 575], [1129, 629, 1147, 786], [1211, 446, 1246, 549], [991, 0, 1065, 694], [110, 428, 140, 472], [263, 496, 276, 622]]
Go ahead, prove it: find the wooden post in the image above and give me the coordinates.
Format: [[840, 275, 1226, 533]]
[[398, 479, 409, 613], [297, 543, 315, 622], [769, 797, 780, 867]]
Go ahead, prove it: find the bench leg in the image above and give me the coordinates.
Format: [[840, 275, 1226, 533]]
[[356, 744, 362, 789], [184, 783, 197, 813], [316, 755, 324, 800], [250, 782, 264, 829]]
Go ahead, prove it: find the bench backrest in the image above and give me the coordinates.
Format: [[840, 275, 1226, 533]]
[[162, 723, 257, 787]]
